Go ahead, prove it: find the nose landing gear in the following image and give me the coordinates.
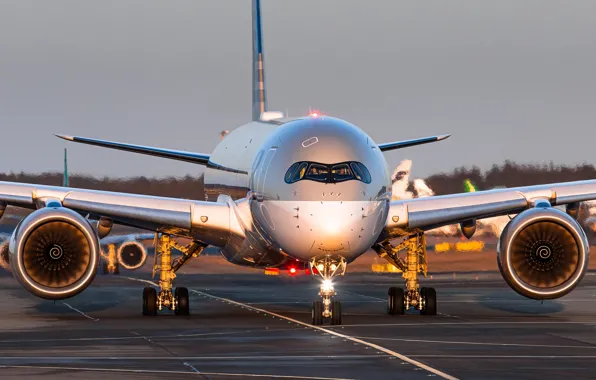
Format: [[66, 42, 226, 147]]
[[374, 232, 437, 316], [142, 233, 205, 316], [309, 256, 346, 325]]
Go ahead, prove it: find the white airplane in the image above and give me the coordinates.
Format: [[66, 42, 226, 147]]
[[0, 0, 593, 325]]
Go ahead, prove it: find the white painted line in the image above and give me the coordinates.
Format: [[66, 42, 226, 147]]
[[0, 329, 284, 344], [409, 355, 596, 359], [61, 302, 99, 321], [0, 365, 355, 379], [123, 276, 458, 380], [183, 362, 201, 373], [350, 336, 596, 350], [327, 321, 596, 328], [0, 355, 388, 361]]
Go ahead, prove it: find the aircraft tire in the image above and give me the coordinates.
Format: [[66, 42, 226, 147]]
[[142, 287, 157, 316]]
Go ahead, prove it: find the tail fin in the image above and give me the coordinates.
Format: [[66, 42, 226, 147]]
[[252, 0, 267, 121], [63, 148, 69, 187], [463, 179, 477, 193], [391, 160, 413, 200], [413, 179, 435, 197]]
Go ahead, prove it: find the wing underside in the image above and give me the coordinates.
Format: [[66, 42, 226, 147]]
[[384, 180, 596, 235]]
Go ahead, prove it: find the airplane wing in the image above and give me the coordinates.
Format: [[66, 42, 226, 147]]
[[378, 134, 450, 152], [55, 135, 210, 165], [0, 182, 241, 247], [383, 180, 596, 233]]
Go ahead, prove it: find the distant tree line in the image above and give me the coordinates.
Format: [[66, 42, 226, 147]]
[[425, 161, 596, 195], [0, 172, 205, 199], [2, 160, 596, 200]]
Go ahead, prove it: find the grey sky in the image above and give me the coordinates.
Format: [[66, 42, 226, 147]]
[[1, 0, 596, 179]]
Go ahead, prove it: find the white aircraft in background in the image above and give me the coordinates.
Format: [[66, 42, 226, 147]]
[[0, 0, 594, 325]]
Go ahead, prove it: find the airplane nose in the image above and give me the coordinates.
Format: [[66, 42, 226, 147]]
[[263, 200, 388, 262]]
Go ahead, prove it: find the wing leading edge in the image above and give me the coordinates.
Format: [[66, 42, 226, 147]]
[[384, 180, 596, 234], [55, 135, 210, 165], [0, 181, 243, 247], [378, 134, 450, 152]]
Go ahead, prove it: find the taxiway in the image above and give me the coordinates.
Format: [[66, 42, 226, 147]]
[[0, 271, 595, 379]]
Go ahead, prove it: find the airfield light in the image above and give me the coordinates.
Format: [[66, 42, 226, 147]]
[[322, 279, 334, 292]]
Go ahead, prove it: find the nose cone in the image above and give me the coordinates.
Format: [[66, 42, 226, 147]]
[[260, 200, 388, 262]]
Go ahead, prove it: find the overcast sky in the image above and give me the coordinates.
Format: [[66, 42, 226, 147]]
[[1, 0, 596, 179]]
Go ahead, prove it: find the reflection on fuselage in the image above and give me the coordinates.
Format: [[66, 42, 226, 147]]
[[205, 116, 392, 268]]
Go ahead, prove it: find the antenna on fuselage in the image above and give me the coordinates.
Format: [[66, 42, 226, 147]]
[[63, 148, 69, 187], [252, 0, 267, 121]]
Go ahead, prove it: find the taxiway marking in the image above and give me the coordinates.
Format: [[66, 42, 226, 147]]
[[327, 321, 596, 328], [61, 301, 99, 321], [124, 276, 458, 380], [0, 365, 355, 379], [350, 336, 596, 349]]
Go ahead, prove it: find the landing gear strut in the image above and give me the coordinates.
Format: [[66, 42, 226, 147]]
[[100, 243, 119, 274], [142, 233, 205, 316], [374, 232, 437, 316], [309, 255, 346, 325]]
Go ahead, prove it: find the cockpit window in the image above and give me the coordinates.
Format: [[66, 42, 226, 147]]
[[284, 162, 308, 183], [285, 161, 371, 184], [331, 163, 353, 182], [305, 164, 329, 182]]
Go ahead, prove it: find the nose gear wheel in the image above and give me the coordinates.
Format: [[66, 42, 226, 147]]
[[309, 255, 346, 325]]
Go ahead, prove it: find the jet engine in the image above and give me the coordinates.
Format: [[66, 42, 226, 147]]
[[0, 239, 9, 270], [9, 207, 100, 300], [117, 241, 148, 270], [497, 206, 589, 300]]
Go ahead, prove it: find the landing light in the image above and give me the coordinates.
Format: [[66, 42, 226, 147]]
[[317, 263, 325, 272], [322, 279, 334, 292], [330, 264, 337, 271]]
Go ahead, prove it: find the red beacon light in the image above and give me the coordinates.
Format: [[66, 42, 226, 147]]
[[289, 267, 297, 275], [309, 109, 321, 118]]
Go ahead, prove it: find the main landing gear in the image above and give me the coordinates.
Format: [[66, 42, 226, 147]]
[[100, 243, 119, 274], [142, 233, 205, 316], [309, 255, 346, 325], [374, 232, 437, 316]]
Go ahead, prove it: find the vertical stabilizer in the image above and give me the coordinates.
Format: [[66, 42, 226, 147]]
[[63, 148, 69, 187], [463, 179, 477, 193], [252, 0, 267, 121], [391, 160, 413, 200]]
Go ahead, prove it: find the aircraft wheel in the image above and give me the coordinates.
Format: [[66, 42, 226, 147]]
[[421, 287, 437, 316], [387, 287, 405, 315], [142, 287, 157, 316], [312, 301, 323, 325], [175, 287, 190, 316], [331, 300, 342, 325]]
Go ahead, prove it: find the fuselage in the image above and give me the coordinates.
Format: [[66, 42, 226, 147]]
[[205, 116, 392, 268]]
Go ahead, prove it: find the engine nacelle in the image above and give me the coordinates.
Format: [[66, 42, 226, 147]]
[[0, 239, 9, 270], [497, 206, 589, 300], [117, 241, 148, 270], [9, 207, 100, 300]]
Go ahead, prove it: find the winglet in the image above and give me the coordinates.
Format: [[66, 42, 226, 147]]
[[437, 134, 451, 141], [55, 134, 74, 141]]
